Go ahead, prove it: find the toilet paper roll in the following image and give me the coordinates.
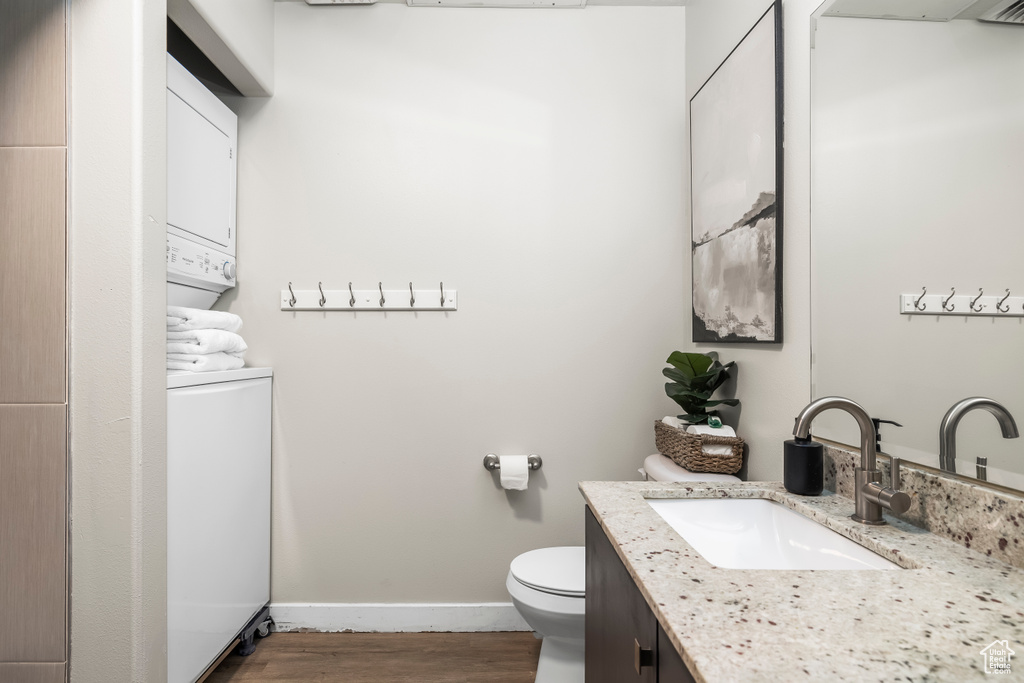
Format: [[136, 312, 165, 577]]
[[500, 455, 530, 491]]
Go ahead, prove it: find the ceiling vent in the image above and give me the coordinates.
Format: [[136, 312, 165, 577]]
[[819, 0, 977, 21], [979, 0, 1024, 23]]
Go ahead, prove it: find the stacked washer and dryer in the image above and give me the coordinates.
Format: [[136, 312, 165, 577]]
[[165, 54, 273, 683]]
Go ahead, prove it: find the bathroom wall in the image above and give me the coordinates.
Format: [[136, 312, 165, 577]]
[[223, 3, 687, 607], [69, 0, 169, 679], [683, 0, 815, 481]]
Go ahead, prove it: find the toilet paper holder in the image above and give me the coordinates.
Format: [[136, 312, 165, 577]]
[[483, 454, 542, 471]]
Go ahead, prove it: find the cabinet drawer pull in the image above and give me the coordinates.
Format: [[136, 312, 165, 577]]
[[634, 638, 654, 675]]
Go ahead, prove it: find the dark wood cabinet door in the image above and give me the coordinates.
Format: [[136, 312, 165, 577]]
[[585, 506, 657, 683], [658, 623, 696, 683]]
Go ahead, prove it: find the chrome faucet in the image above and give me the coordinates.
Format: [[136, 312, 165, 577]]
[[794, 396, 911, 525], [938, 397, 1019, 480]]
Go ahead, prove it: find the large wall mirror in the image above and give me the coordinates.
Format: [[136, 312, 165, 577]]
[[810, 0, 1024, 491]]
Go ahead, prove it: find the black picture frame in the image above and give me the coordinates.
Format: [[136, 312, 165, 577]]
[[690, 1, 784, 344]]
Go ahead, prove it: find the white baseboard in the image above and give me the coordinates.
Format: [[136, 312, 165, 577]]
[[269, 603, 532, 633]]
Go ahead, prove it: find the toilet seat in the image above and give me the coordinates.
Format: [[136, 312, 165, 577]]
[[509, 546, 585, 598]]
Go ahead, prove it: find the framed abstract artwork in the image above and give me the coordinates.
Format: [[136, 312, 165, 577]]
[[690, 1, 783, 343]]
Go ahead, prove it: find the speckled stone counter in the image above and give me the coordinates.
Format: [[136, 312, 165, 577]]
[[823, 442, 1024, 570], [579, 481, 1024, 682]]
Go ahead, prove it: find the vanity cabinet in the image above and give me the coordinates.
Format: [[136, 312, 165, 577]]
[[585, 506, 694, 683]]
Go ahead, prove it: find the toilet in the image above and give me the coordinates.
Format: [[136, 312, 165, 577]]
[[506, 454, 740, 682]]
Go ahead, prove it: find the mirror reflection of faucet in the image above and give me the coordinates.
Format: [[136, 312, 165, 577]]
[[793, 397, 912, 525], [938, 397, 1019, 481]]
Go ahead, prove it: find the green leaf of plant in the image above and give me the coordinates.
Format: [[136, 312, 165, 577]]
[[708, 374, 730, 393], [662, 367, 693, 384], [665, 351, 713, 379], [702, 398, 740, 408], [665, 385, 712, 401], [694, 366, 722, 382]]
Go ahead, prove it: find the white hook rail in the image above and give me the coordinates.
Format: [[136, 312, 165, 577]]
[[281, 284, 457, 311], [900, 288, 1023, 317]]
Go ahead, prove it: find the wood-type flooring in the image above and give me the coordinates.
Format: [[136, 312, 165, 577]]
[[205, 632, 541, 683]]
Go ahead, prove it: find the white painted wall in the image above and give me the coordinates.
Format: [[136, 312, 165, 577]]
[[811, 17, 1024, 486], [684, 0, 815, 481], [69, 0, 168, 680], [221, 3, 687, 604]]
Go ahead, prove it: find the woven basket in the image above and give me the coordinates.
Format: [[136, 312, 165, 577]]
[[654, 420, 744, 475]]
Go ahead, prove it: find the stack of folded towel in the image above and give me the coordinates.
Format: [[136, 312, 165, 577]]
[[662, 416, 737, 455], [167, 306, 247, 373]]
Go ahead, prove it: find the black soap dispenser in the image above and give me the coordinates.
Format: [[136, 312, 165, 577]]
[[784, 434, 824, 496]]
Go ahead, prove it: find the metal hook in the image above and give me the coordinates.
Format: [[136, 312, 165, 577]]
[[379, 282, 385, 308], [941, 287, 956, 312], [913, 286, 927, 311], [440, 282, 445, 308], [409, 282, 415, 307], [970, 288, 985, 313], [318, 282, 326, 307], [997, 289, 1011, 313], [288, 282, 296, 307], [348, 282, 355, 307]]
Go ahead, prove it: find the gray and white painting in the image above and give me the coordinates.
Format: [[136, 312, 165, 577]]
[[690, 6, 779, 343]]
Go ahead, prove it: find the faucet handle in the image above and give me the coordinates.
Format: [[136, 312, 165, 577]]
[[976, 457, 988, 482], [880, 457, 912, 515]]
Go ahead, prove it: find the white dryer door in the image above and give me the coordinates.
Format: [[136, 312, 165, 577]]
[[167, 89, 234, 251], [168, 376, 271, 683]]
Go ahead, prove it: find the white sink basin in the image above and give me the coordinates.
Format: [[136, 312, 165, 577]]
[[646, 498, 900, 570]]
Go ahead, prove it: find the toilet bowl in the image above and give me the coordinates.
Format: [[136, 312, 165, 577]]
[[507, 546, 586, 683], [506, 456, 740, 682]]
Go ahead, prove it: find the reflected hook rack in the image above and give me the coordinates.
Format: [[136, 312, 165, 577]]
[[900, 287, 1024, 318]]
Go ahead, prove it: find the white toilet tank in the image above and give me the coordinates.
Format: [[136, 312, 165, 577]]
[[642, 453, 740, 483]]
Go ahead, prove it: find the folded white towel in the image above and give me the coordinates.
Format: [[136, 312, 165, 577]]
[[167, 351, 245, 373], [167, 306, 243, 333], [685, 424, 737, 456], [662, 416, 689, 430], [167, 329, 248, 356]]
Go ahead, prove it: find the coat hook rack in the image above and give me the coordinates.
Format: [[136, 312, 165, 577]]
[[900, 287, 1024, 318], [281, 283, 458, 311]]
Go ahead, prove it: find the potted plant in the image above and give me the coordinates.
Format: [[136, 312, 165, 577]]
[[663, 351, 739, 425]]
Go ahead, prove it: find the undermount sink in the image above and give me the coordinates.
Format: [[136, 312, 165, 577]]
[[646, 498, 901, 570]]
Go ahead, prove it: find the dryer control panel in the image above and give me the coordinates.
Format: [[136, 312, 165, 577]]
[[167, 233, 235, 292]]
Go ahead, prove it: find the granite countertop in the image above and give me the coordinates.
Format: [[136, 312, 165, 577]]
[[579, 481, 1024, 682]]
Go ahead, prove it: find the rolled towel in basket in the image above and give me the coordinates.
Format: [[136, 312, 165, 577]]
[[685, 424, 737, 456], [167, 351, 245, 373], [167, 305, 243, 333], [167, 329, 248, 356]]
